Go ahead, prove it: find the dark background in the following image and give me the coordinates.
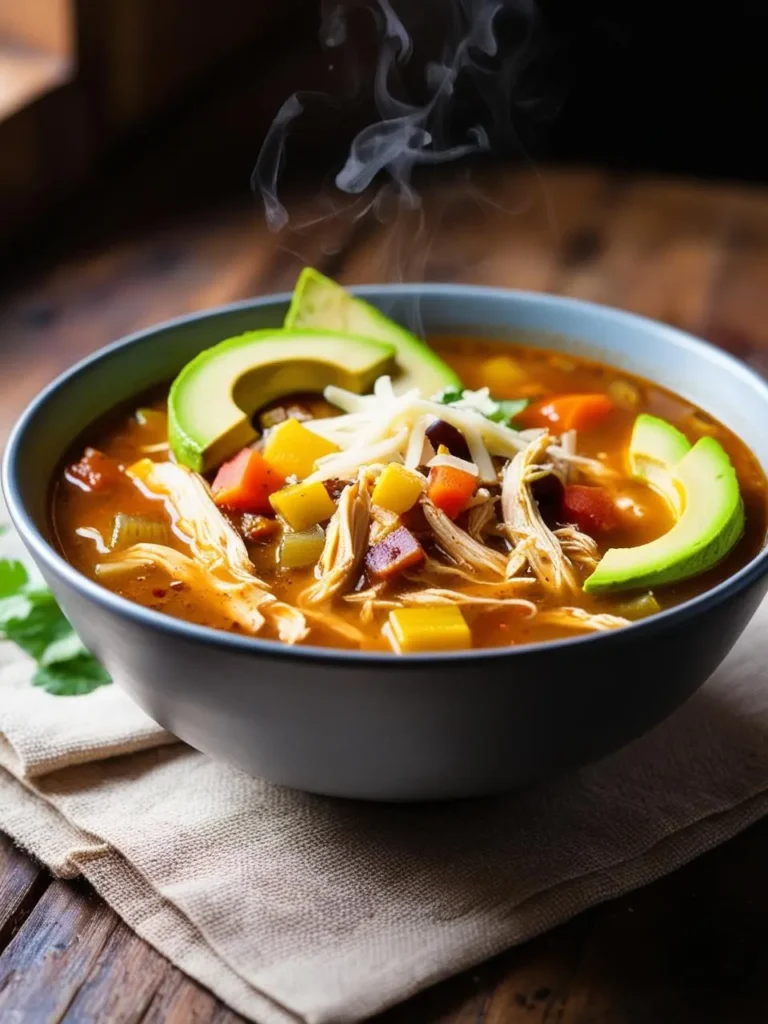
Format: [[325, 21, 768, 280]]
[[2, 0, 767, 257], [543, 1, 768, 183]]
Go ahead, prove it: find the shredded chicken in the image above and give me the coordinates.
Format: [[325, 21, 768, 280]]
[[422, 501, 507, 578], [396, 589, 537, 613], [99, 461, 307, 643], [369, 505, 401, 546], [501, 436, 581, 598], [554, 429, 577, 483], [348, 589, 537, 615], [302, 608, 367, 645], [534, 607, 630, 632], [559, 452, 619, 484], [302, 476, 371, 604], [465, 494, 499, 542], [554, 526, 601, 572], [96, 544, 274, 635]]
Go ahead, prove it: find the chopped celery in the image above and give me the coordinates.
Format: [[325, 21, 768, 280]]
[[614, 592, 661, 620], [110, 514, 170, 551], [279, 525, 325, 569]]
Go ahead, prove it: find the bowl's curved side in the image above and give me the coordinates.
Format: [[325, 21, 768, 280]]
[[34, 551, 768, 800]]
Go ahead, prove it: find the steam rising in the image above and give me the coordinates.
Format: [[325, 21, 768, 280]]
[[253, 0, 555, 230]]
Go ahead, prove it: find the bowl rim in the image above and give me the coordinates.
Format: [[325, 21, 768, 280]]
[[4, 283, 768, 667]]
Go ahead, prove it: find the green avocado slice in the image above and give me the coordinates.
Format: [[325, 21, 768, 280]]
[[629, 413, 691, 516], [168, 329, 396, 472], [285, 268, 461, 398], [584, 434, 744, 594]]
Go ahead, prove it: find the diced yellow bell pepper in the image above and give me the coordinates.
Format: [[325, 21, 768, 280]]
[[371, 463, 424, 515], [383, 606, 472, 653], [481, 355, 526, 394], [262, 419, 340, 480], [269, 480, 336, 532]]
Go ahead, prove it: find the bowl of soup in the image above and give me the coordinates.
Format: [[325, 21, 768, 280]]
[[4, 273, 768, 800]]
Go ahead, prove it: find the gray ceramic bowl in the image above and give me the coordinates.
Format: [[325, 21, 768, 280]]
[[4, 286, 768, 800]]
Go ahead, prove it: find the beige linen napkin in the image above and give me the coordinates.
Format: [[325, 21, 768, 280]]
[[2, 524, 768, 1024]]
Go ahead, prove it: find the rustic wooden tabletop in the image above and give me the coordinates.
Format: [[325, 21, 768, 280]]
[[1, 166, 768, 1022]]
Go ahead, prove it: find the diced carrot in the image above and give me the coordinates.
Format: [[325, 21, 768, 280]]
[[562, 485, 618, 534], [66, 448, 123, 493], [517, 393, 615, 432], [427, 464, 477, 520], [365, 526, 425, 579], [212, 449, 285, 513]]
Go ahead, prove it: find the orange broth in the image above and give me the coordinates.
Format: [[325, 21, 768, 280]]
[[51, 339, 768, 651]]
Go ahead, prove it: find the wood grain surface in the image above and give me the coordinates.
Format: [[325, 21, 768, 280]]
[[1, 166, 768, 1022]]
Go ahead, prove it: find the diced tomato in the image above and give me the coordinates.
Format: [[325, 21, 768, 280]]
[[562, 485, 618, 534], [517, 393, 615, 432], [66, 448, 122, 493], [212, 449, 285, 513], [427, 465, 477, 520]]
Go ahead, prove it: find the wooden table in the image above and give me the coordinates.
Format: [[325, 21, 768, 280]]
[[2, 167, 768, 1022]]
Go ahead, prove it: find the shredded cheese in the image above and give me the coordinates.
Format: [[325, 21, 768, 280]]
[[306, 377, 588, 485], [427, 453, 480, 476]]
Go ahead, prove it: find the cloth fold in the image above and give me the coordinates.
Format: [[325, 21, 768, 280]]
[[1, 524, 768, 1024]]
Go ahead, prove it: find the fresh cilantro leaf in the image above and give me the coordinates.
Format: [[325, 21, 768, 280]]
[[32, 655, 111, 696], [436, 386, 464, 406], [39, 631, 88, 666], [0, 594, 34, 626], [0, 553, 111, 696], [436, 390, 529, 427], [1, 590, 71, 660], [0, 559, 28, 597], [487, 398, 529, 424]]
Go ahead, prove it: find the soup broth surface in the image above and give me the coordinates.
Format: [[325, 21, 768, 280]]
[[52, 338, 768, 651]]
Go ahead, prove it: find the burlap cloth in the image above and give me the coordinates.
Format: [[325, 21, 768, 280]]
[[2, 525, 768, 1024]]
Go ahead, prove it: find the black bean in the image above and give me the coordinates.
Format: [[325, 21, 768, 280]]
[[530, 473, 565, 529], [425, 419, 471, 461]]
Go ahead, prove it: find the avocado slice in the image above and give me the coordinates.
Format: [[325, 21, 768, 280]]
[[285, 268, 461, 397], [168, 329, 396, 472], [584, 435, 744, 594], [629, 414, 692, 516]]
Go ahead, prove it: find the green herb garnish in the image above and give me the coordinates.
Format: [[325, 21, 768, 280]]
[[0, 559, 111, 696], [437, 388, 528, 426], [435, 386, 464, 406], [486, 398, 529, 424]]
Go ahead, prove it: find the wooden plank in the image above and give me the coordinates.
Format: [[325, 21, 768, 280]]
[[556, 177, 733, 334], [61, 920, 170, 1023], [704, 185, 768, 375], [0, 879, 118, 1020], [336, 167, 612, 293], [0, 832, 49, 954], [139, 966, 246, 1024]]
